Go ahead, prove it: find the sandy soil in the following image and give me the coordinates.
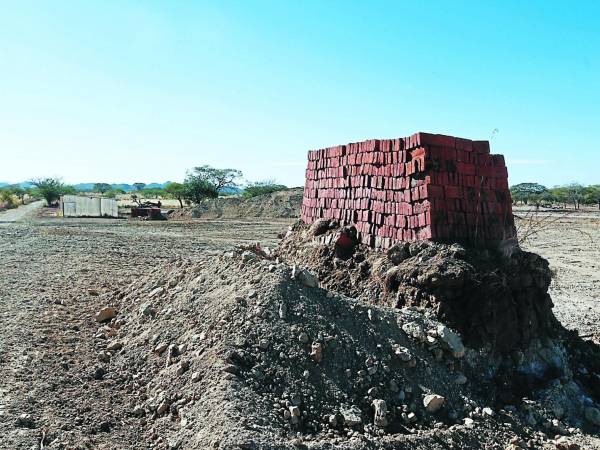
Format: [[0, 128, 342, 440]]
[[516, 208, 600, 343]]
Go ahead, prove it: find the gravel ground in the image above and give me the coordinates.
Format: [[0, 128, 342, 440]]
[[0, 214, 292, 449], [0, 209, 598, 449]]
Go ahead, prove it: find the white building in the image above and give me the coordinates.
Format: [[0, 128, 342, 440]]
[[61, 195, 119, 218]]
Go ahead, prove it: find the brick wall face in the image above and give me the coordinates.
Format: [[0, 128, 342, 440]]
[[300, 132, 516, 249]]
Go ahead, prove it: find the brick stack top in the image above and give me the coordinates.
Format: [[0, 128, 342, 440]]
[[301, 132, 515, 249]]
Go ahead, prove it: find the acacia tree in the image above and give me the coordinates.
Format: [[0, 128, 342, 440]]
[[30, 178, 75, 206], [182, 166, 242, 205], [510, 183, 547, 205], [188, 166, 242, 191], [133, 182, 146, 191], [564, 183, 585, 210], [165, 182, 186, 208]]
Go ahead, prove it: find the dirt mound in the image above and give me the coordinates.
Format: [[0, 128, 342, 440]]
[[100, 245, 600, 449], [170, 189, 303, 220], [276, 220, 561, 353]]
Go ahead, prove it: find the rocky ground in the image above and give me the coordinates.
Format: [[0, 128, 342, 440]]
[[0, 207, 599, 449]]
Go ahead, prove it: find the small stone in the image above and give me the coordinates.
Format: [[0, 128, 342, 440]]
[[328, 414, 338, 427], [95, 307, 116, 322], [154, 342, 169, 354], [258, 339, 270, 350], [139, 303, 156, 317], [177, 360, 190, 376], [278, 303, 287, 319], [93, 366, 106, 380], [407, 412, 417, 423], [395, 346, 413, 362], [191, 371, 201, 382], [298, 332, 309, 344], [402, 322, 426, 341], [437, 325, 465, 358], [241, 251, 257, 263], [15, 414, 35, 429], [157, 401, 170, 415], [107, 341, 123, 352], [367, 309, 376, 322], [454, 373, 467, 385], [223, 364, 238, 374], [340, 405, 362, 426], [289, 406, 300, 424], [372, 399, 388, 427], [311, 342, 323, 362], [463, 417, 475, 427], [482, 407, 494, 417], [423, 394, 445, 413], [367, 387, 379, 397], [299, 270, 318, 288]]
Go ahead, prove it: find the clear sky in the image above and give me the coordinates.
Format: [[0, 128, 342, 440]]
[[1, 1, 598, 188]]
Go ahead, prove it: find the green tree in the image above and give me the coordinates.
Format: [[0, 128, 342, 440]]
[[164, 182, 186, 208], [182, 166, 242, 205], [243, 180, 288, 198], [140, 187, 166, 198], [564, 182, 585, 210], [583, 185, 600, 210], [182, 178, 219, 205], [510, 183, 547, 205], [94, 183, 112, 194], [188, 165, 242, 191], [133, 182, 146, 191], [549, 186, 569, 208], [30, 178, 75, 206]]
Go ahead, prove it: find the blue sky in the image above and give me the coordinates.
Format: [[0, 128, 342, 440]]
[[1, 1, 598, 187]]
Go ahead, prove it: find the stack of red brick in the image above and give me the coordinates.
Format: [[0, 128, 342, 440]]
[[301, 132, 516, 249]]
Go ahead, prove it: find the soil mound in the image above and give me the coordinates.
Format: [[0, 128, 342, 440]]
[[101, 245, 600, 449], [170, 189, 303, 220], [276, 220, 560, 353]]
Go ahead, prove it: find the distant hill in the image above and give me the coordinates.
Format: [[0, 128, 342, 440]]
[[0, 181, 34, 189], [73, 182, 173, 192]]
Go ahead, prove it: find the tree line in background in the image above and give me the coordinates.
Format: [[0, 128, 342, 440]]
[[0, 166, 291, 210], [3, 170, 597, 212], [510, 182, 600, 210]]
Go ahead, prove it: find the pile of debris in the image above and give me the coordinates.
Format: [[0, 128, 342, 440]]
[[96, 238, 600, 448], [169, 188, 303, 220], [277, 219, 560, 353]]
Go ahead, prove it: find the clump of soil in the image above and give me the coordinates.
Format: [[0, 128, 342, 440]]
[[276, 220, 560, 353], [100, 244, 600, 449], [169, 188, 303, 220]]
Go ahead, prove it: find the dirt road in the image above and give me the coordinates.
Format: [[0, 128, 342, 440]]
[[0, 201, 44, 223]]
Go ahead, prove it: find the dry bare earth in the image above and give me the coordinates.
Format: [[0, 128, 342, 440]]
[[516, 208, 600, 343], [0, 214, 291, 449], [0, 207, 599, 449]]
